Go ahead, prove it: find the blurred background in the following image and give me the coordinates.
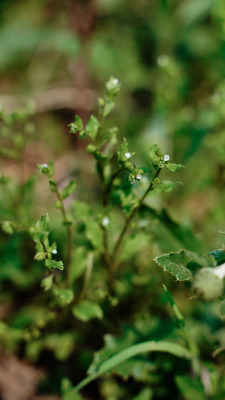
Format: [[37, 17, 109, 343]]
[[0, 0, 225, 252], [1, 1, 225, 399]]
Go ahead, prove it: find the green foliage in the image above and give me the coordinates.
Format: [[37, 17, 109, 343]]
[[1, 75, 225, 400]]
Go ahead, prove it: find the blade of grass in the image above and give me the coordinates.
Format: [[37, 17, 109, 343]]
[[65, 340, 191, 398]]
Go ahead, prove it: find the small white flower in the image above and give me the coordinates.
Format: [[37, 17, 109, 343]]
[[136, 174, 142, 180], [41, 163, 48, 169], [102, 217, 110, 227], [112, 78, 119, 86], [164, 155, 170, 162], [125, 152, 131, 159], [52, 249, 57, 255], [157, 54, 169, 67], [213, 263, 225, 280]]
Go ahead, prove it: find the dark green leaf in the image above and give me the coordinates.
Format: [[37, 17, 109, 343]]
[[208, 249, 225, 266], [154, 250, 194, 281]]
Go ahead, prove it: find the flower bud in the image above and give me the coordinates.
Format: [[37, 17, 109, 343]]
[[192, 267, 224, 301]]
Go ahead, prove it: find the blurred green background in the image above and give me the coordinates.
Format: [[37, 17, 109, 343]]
[[1, 1, 225, 399], [1, 0, 225, 253]]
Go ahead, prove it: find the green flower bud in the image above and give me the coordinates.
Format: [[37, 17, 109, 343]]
[[192, 267, 224, 301]]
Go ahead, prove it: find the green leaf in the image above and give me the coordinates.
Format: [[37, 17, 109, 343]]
[[165, 163, 184, 172], [219, 299, 225, 317], [133, 388, 153, 400], [72, 300, 103, 322], [154, 181, 182, 193], [54, 288, 74, 305], [208, 249, 225, 266], [70, 247, 87, 284], [45, 259, 64, 271], [118, 138, 134, 164], [61, 180, 76, 199], [163, 285, 185, 329], [62, 378, 82, 400], [86, 115, 99, 141], [88, 329, 137, 375], [36, 214, 50, 233], [149, 143, 163, 168], [154, 250, 194, 281], [69, 115, 84, 135], [1, 221, 15, 235], [104, 99, 115, 116], [41, 275, 53, 291], [74, 201, 91, 219], [34, 251, 46, 261], [66, 340, 191, 396], [109, 358, 155, 383], [175, 375, 206, 400]]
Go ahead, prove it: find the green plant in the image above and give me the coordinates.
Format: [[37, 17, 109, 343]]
[[1, 79, 225, 400]]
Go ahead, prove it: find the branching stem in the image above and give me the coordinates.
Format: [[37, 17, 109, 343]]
[[111, 168, 161, 272]]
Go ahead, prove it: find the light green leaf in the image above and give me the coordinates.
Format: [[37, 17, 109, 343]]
[[62, 378, 82, 400], [86, 219, 103, 250], [117, 137, 134, 164], [72, 300, 103, 322], [69, 115, 84, 135], [36, 214, 50, 233], [54, 288, 74, 305], [104, 99, 115, 116], [1, 221, 15, 235], [74, 201, 91, 219], [154, 250, 194, 281], [41, 275, 53, 291], [70, 247, 87, 284], [133, 388, 153, 400], [34, 251, 46, 261], [61, 180, 76, 199], [86, 115, 99, 140], [165, 163, 184, 172], [154, 181, 182, 193], [66, 340, 191, 397], [175, 375, 206, 400], [149, 143, 163, 164], [45, 259, 64, 271]]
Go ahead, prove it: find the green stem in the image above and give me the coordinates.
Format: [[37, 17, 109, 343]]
[[55, 185, 73, 285], [40, 239, 50, 260], [111, 168, 161, 270]]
